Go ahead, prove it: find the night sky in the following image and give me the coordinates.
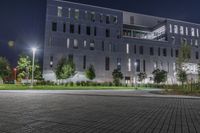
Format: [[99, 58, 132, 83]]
[[0, 0, 200, 67]]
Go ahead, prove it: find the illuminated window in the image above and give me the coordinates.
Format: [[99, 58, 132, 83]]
[[180, 26, 184, 35], [57, 6, 62, 17], [90, 40, 95, 50], [67, 38, 70, 48], [117, 58, 121, 70], [185, 27, 188, 35], [83, 40, 87, 48], [126, 43, 129, 54], [169, 24, 173, 33], [128, 58, 131, 72], [67, 8, 71, 18], [73, 39, 78, 49], [74, 9, 79, 20], [174, 25, 178, 34], [197, 29, 199, 37], [191, 28, 195, 36], [113, 16, 118, 24], [195, 40, 198, 46]]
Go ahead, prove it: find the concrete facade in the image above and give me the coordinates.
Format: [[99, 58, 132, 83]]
[[43, 0, 200, 84]]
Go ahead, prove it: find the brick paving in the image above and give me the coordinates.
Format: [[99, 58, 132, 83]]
[[0, 91, 200, 133]]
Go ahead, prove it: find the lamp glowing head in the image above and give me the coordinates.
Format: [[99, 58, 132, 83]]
[[32, 48, 37, 53]]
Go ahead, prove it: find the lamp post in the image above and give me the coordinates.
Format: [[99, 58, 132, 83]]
[[31, 48, 37, 87], [134, 62, 138, 88], [13, 68, 17, 84]]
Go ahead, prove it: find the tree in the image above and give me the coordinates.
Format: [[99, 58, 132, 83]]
[[112, 69, 123, 86], [176, 43, 191, 85], [152, 69, 168, 84], [55, 58, 75, 80], [17, 55, 42, 80], [177, 69, 187, 87], [0, 57, 11, 81], [85, 65, 96, 80], [138, 72, 147, 83]]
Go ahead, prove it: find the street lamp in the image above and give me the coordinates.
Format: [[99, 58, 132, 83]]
[[134, 62, 138, 87], [31, 48, 37, 87]]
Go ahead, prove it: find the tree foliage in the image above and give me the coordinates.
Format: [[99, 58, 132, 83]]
[[0, 57, 11, 80], [138, 72, 147, 82], [152, 69, 168, 84], [112, 69, 123, 86], [17, 55, 42, 80], [55, 58, 75, 79], [177, 69, 187, 86], [85, 65, 96, 80]]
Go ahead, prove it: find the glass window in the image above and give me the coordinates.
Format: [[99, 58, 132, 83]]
[[57, 6, 62, 17], [139, 46, 143, 55], [83, 40, 87, 48], [117, 58, 121, 70], [175, 49, 179, 57], [196, 52, 199, 59], [163, 48, 167, 57], [102, 41, 105, 51], [83, 56, 86, 69], [91, 12, 95, 22], [158, 47, 161, 56], [94, 27, 97, 36], [143, 60, 146, 72], [67, 8, 71, 18], [185, 27, 188, 35], [100, 13, 103, 23], [128, 58, 131, 72], [195, 40, 198, 46], [105, 57, 110, 71], [74, 9, 79, 20], [180, 26, 184, 35], [113, 16, 118, 24], [90, 40, 95, 50], [106, 29, 110, 37], [169, 24, 173, 33], [197, 29, 199, 37], [106, 15, 110, 24], [134, 45, 137, 54], [67, 38, 70, 48], [70, 24, 74, 33], [86, 26, 91, 35], [191, 28, 195, 36], [52, 22, 57, 32], [78, 25, 81, 34], [150, 47, 154, 56], [73, 39, 78, 49], [136, 59, 140, 72], [126, 43, 129, 54], [174, 25, 178, 34], [63, 23, 66, 32]]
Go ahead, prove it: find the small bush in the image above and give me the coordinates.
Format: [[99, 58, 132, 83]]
[[69, 82, 74, 86]]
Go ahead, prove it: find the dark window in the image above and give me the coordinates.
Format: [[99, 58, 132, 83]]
[[139, 46, 143, 55], [163, 48, 167, 57], [63, 23, 66, 32], [106, 29, 110, 37], [158, 48, 161, 56], [105, 57, 110, 71], [171, 48, 173, 57], [86, 26, 91, 35], [175, 49, 179, 57], [134, 45, 137, 54], [102, 41, 105, 51], [196, 52, 199, 59], [70, 24, 74, 33], [150, 47, 154, 55], [136, 59, 140, 72], [83, 56, 86, 69], [68, 54, 73, 61], [106, 15, 110, 24], [94, 27, 97, 36], [78, 25, 81, 34], [143, 60, 146, 72], [52, 22, 57, 32]]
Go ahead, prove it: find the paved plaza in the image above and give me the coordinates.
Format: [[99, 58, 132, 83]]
[[0, 90, 200, 133]]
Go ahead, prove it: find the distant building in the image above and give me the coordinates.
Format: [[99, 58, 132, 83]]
[[43, 0, 200, 84]]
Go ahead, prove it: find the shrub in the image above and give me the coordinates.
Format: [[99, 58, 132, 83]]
[[69, 82, 74, 86]]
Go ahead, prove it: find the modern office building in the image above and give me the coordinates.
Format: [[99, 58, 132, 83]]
[[43, 0, 200, 84]]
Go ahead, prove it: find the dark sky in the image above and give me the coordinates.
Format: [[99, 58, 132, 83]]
[[0, 0, 200, 66]]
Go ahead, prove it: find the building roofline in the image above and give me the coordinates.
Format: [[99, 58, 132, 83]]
[[54, 0, 200, 26]]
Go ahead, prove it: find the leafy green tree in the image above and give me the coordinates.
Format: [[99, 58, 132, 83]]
[[112, 69, 123, 86], [0, 57, 11, 81], [138, 72, 147, 83], [85, 65, 96, 80], [17, 55, 42, 80], [177, 69, 187, 87], [176, 43, 191, 86], [152, 69, 168, 84], [56, 58, 75, 79]]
